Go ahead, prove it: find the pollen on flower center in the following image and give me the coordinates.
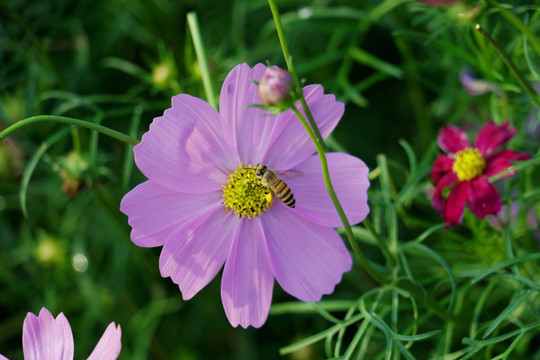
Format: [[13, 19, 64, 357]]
[[222, 164, 272, 218], [452, 148, 486, 181]]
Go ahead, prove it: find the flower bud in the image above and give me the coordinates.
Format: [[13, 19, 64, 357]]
[[56, 151, 90, 197], [257, 66, 294, 107]]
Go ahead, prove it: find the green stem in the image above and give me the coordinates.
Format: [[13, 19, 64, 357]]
[[487, 0, 540, 57], [475, 24, 540, 107], [377, 154, 399, 270], [267, 0, 328, 152], [71, 127, 82, 155], [0, 115, 140, 146], [292, 106, 387, 285], [187, 12, 217, 109]]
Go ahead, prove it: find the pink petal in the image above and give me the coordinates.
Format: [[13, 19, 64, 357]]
[[219, 63, 287, 165], [474, 120, 516, 157], [262, 206, 352, 302], [262, 85, 345, 170], [442, 181, 469, 226], [286, 153, 369, 227], [134, 94, 236, 194], [22, 308, 74, 360], [0, 355, 8, 360], [120, 181, 223, 248], [432, 171, 458, 213], [484, 149, 531, 177], [87, 323, 122, 360], [221, 218, 274, 328], [431, 154, 454, 184], [219, 63, 344, 169], [437, 125, 470, 154], [159, 208, 239, 300], [467, 177, 501, 219]]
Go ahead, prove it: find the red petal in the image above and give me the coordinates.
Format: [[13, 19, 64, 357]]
[[484, 149, 531, 177], [437, 125, 470, 154], [431, 154, 454, 183], [473, 120, 516, 157], [443, 181, 468, 226], [467, 177, 501, 219], [432, 171, 458, 213]]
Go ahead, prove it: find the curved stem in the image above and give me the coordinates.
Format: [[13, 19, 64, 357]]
[[0, 115, 140, 146], [292, 106, 387, 285], [267, 0, 328, 152], [475, 24, 540, 107]]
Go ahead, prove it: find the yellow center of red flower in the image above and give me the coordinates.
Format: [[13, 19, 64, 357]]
[[222, 164, 272, 218], [452, 148, 486, 181]]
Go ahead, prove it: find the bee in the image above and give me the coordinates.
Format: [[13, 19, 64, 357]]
[[255, 165, 303, 208]]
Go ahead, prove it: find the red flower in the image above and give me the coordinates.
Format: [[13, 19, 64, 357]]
[[431, 121, 530, 226]]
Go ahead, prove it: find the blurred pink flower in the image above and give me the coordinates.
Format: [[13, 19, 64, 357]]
[[459, 70, 503, 96], [120, 63, 370, 328], [431, 121, 530, 226], [0, 308, 121, 360]]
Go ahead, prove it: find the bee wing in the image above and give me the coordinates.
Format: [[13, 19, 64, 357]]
[[275, 169, 304, 179]]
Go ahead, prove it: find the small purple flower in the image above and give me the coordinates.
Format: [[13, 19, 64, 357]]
[[257, 66, 294, 107], [460, 70, 503, 96], [120, 63, 370, 328], [0, 308, 121, 360]]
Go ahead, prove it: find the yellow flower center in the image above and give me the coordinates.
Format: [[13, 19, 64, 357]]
[[222, 164, 272, 218], [452, 148, 486, 181]]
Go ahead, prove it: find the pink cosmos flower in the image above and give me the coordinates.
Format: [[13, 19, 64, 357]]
[[120, 63, 370, 328], [0, 308, 121, 360], [431, 121, 530, 226]]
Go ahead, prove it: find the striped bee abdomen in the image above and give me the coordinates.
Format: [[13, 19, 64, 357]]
[[274, 180, 295, 208]]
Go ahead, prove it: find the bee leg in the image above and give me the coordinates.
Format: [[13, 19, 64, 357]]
[[264, 193, 273, 205]]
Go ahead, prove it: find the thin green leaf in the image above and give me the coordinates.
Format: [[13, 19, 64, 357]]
[[398, 139, 417, 176], [402, 242, 458, 313], [122, 106, 143, 189], [463, 321, 540, 346], [483, 289, 535, 338], [279, 314, 364, 355], [349, 47, 403, 79], [270, 300, 356, 315], [101, 57, 151, 82], [19, 128, 70, 217], [471, 253, 540, 284]]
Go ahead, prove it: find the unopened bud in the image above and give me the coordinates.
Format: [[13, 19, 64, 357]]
[[257, 67, 294, 107], [57, 151, 90, 197]]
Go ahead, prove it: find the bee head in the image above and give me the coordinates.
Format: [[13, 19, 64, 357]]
[[255, 165, 267, 177]]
